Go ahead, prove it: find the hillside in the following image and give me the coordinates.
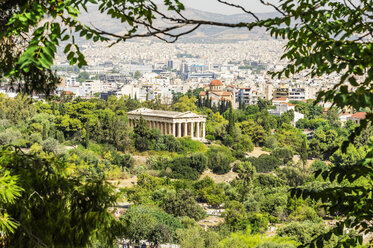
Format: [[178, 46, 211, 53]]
[[77, 5, 278, 43]]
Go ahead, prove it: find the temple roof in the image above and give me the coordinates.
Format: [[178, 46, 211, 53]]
[[127, 108, 205, 119]]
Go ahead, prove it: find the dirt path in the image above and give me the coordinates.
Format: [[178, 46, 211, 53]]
[[132, 155, 148, 166], [246, 147, 270, 157], [201, 169, 238, 184], [109, 176, 138, 188]]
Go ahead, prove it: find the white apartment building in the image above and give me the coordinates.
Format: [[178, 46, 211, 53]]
[[289, 87, 307, 101], [269, 102, 304, 126]]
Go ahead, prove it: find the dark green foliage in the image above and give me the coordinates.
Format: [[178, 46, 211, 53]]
[[1, 147, 120, 247], [239, 119, 268, 146], [206, 145, 235, 174], [300, 139, 308, 166], [133, 116, 153, 151], [245, 154, 282, 173], [193, 177, 226, 207], [271, 147, 293, 164], [160, 189, 206, 221], [311, 160, 328, 172], [264, 136, 278, 150], [257, 242, 296, 248], [154, 135, 182, 152], [226, 107, 236, 136], [277, 167, 311, 187], [120, 205, 183, 245], [223, 200, 247, 231], [257, 98, 271, 112], [256, 174, 285, 188], [259, 190, 288, 218], [178, 137, 206, 154], [164, 153, 208, 180], [277, 221, 327, 245], [247, 213, 269, 234], [111, 152, 135, 169]]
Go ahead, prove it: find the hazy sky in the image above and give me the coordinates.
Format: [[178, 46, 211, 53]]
[[180, 0, 278, 14]]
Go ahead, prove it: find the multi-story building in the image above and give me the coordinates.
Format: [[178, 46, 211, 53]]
[[289, 87, 306, 101], [273, 83, 289, 99], [199, 79, 235, 108], [236, 88, 251, 106]]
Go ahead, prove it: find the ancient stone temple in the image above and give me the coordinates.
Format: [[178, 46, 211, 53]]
[[127, 108, 206, 140]]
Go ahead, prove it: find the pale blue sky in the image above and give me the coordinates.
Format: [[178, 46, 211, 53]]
[[180, 0, 278, 14]]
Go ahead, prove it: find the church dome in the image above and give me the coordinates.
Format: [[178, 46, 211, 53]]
[[210, 79, 223, 86]]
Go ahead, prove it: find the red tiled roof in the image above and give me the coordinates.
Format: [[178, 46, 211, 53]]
[[199, 91, 206, 96], [210, 79, 223, 86], [351, 112, 367, 119], [273, 97, 288, 101]]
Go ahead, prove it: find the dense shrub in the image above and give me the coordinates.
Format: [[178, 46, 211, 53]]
[[246, 154, 282, 173], [154, 135, 182, 152], [120, 205, 183, 244], [264, 136, 278, 150], [29, 132, 43, 144], [247, 213, 269, 234], [288, 205, 321, 222], [41, 138, 65, 154], [155, 153, 208, 180], [207, 145, 234, 174], [276, 167, 311, 187], [0, 129, 22, 146], [194, 177, 226, 207], [256, 174, 285, 188], [271, 147, 293, 164], [311, 160, 328, 172], [160, 189, 206, 221], [232, 134, 254, 152], [259, 191, 288, 218], [277, 221, 327, 245], [111, 152, 135, 169], [179, 137, 207, 153]]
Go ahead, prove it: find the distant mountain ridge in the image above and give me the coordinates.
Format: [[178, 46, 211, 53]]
[[78, 5, 278, 42]]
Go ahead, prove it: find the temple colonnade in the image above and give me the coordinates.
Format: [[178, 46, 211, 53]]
[[127, 108, 206, 140]]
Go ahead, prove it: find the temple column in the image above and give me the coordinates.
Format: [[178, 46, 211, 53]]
[[190, 121, 194, 138], [184, 122, 188, 137], [202, 122, 205, 138], [173, 123, 176, 137], [196, 121, 200, 138], [168, 123, 172, 135], [177, 123, 181, 137], [161, 122, 165, 135]]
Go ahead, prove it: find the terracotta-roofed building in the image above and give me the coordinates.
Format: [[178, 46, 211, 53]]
[[272, 97, 289, 105], [199, 91, 206, 96], [348, 112, 367, 124], [199, 79, 235, 108]]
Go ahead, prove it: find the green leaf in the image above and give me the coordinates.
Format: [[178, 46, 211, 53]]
[[64, 44, 72, 54]]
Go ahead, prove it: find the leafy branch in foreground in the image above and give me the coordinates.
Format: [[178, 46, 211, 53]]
[[0, 146, 121, 247]]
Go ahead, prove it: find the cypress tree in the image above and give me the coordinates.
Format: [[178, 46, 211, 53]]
[[300, 139, 308, 168], [227, 107, 236, 136], [42, 123, 48, 140]]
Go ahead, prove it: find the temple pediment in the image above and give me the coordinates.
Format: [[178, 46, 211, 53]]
[[127, 108, 206, 119]]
